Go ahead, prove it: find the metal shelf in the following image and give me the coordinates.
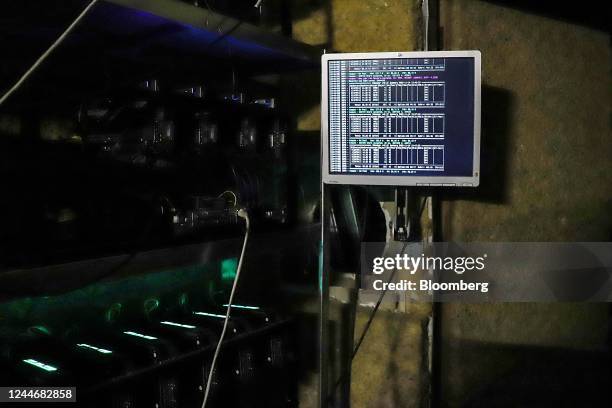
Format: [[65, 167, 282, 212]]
[[0, 0, 321, 104], [100, 0, 321, 67], [0, 224, 320, 301]]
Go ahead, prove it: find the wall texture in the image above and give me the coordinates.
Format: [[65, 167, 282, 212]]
[[290, 2, 428, 407], [291, 0, 422, 132], [438, 1, 611, 406], [289, 0, 611, 406]]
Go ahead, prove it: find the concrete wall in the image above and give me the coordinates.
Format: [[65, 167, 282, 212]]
[[290, 0, 421, 132], [289, 0, 610, 406], [438, 1, 611, 406], [289, 2, 430, 407]]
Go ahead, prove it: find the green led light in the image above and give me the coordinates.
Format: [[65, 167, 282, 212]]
[[105, 303, 123, 323], [23, 359, 57, 372], [221, 258, 238, 282], [76, 343, 113, 354], [193, 311, 226, 319], [123, 331, 157, 340], [161, 321, 196, 329], [144, 298, 160, 315], [223, 304, 260, 310]]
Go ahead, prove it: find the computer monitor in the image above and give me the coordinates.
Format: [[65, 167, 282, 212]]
[[322, 51, 481, 186]]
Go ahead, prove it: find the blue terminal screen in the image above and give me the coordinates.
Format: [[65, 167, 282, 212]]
[[327, 57, 475, 177]]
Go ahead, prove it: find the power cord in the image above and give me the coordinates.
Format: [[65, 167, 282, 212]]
[[329, 197, 427, 404], [353, 241, 409, 358], [328, 241, 409, 405], [0, 0, 99, 107], [201, 208, 250, 408]]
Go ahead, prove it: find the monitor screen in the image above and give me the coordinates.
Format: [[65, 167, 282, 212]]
[[322, 51, 481, 186]]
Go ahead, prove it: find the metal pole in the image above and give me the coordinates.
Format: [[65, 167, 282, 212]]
[[424, 2, 442, 407], [319, 182, 330, 408]]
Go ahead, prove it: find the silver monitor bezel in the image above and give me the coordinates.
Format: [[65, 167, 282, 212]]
[[321, 50, 481, 187]]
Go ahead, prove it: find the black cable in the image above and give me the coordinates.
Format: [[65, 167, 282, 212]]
[[351, 241, 408, 358], [206, 20, 243, 51], [419, 195, 428, 219], [328, 243, 408, 404], [358, 187, 370, 242], [328, 240, 410, 404], [328, 196, 427, 404]]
